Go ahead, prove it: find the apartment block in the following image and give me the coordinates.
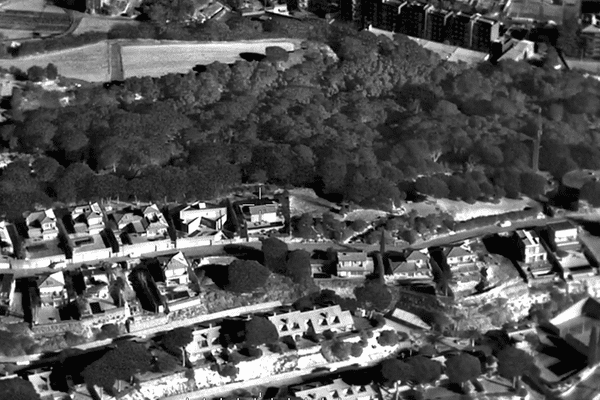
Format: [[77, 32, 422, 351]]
[[424, 7, 453, 42], [340, 0, 362, 24], [374, 0, 405, 31], [396, 2, 432, 38], [449, 11, 475, 48], [582, 23, 600, 59], [471, 15, 501, 52]]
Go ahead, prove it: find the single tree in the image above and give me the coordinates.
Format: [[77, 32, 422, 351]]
[[496, 346, 535, 391], [224, 260, 271, 293], [354, 281, 392, 311], [445, 352, 482, 393], [162, 327, 194, 366], [262, 236, 289, 274], [0, 377, 40, 400], [285, 249, 313, 285], [82, 341, 152, 394], [377, 330, 400, 347], [244, 316, 279, 347], [404, 355, 443, 386]]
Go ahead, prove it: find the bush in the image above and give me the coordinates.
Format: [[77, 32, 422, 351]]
[[218, 363, 239, 378], [266, 342, 285, 353], [323, 329, 336, 340], [224, 260, 271, 293], [377, 330, 399, 347], [350, 342, 364, 357], [330, 340, 352, 361]]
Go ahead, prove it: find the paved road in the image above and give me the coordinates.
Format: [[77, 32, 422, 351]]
[[0, 10, 70, 31], [12, 215, 569, 278]]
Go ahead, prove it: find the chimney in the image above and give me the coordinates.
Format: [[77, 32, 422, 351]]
[[258, 184, 262, 200]]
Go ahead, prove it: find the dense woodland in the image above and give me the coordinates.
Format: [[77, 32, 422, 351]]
[[3, 17, 600, 218]]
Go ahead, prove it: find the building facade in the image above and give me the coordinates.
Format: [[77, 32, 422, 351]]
[[471, 15, 500, 52], [449, 12, 475, 48], [425, 7, 452, 42], [396, 2, 431, 38]]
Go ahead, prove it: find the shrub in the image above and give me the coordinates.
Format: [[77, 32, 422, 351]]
[[218, 363, 239, 378], [377, 330, 399, 347], [331, 340, 352, 361], [350, 342, 364, 357]]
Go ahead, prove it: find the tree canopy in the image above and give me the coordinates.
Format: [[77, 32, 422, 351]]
[[223, 260, 271, 293], [244, 316, 279, 347], [0, 377, 40, 400], [3, 20, 600, 218], [445, 353, 482, 385], [82, 341, 153, 392], [354, 281, 393, 311]]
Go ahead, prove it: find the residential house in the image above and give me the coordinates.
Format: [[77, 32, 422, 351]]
[[336, 251, 374, 278], [540, 297, 600, 360], [582, 20, 600, 59], [143, 204, 169, 238], [266, 304, 355, 337], [112, 210, 144, 231], [0, 273, 15, 310], [390, 250, 430, 277], [160, 252, 191, 285], [236, 198, 283, 230], [28, 369, 63, 399], [548, 220, 579, 248], [179, 201, 227, 235], [445, 246, 478, 267], [26, 209, 59, 241], [289, 378, 381, 400], [187, 322, 222, 361], [517, 230, 547, 264], [38, 272, 65, 303], [71, 202, 105, 235], [0, 221, 14, 255]]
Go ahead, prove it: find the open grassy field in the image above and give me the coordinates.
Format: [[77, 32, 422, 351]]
[[71, 14, 141, 35], [120, 39, 299, 79], [0, 40, 110, 81]]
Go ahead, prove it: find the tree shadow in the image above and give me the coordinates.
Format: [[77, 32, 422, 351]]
[[223, 244, 264, 264]]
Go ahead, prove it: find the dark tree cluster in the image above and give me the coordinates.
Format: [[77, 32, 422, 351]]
[[3, 21, 600, 219], [262, 237, 313, 286]]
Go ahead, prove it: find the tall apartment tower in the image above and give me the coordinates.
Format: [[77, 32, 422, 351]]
[[449, 11, 475, 48], [424, 7, 453, 42], [374, 0, 406, 31], [340, 0, 363, 25], [396, 2, 432, 38], [471, 15, 501, 52]]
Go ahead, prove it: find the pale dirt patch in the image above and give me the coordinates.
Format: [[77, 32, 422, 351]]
[[71, 15, 140, 35], [433, 197, 535, 222], [288, 188, 337, 218], [0, 41, 110, 81], [343, 209, 388, 223], [1, 0, 64, 12], [120, 40, 298, 79]]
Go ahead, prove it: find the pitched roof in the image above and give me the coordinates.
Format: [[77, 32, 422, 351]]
[[38, 272, 65, 289], [337, 251, 368, 262], [446, 246, 472, 258], [406, 250, 428, 261], [549, 220, 577, 232], [165, 251, 189, 270], [388, 308, 431, 330]]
